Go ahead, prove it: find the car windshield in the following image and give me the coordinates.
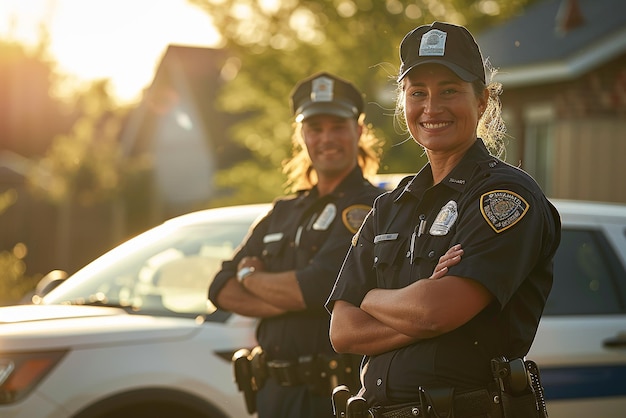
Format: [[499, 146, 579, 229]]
[[42, 217, 252, 319]]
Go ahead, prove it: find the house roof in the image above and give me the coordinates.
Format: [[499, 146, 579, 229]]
[[476, 0, 626, 87], [118, 45, 229, 157]]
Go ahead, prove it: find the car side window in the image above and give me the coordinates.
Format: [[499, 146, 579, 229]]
[[544, 228, 624, 315]]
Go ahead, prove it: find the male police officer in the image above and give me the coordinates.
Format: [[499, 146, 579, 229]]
[[209, 72, 385, 418]]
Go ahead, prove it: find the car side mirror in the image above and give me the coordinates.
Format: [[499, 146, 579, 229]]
[[32, 270, 68, 303]]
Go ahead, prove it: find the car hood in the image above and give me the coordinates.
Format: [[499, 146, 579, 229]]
[[0, 304, 201, 351]]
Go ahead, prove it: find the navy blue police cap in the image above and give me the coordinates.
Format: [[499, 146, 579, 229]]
[[290, 72, 364, 123], [398, 21, 486, 84]]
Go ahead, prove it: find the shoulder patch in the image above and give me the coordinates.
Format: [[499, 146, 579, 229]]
[[480, 190, 529, 233], [342, 204, 371, 234]]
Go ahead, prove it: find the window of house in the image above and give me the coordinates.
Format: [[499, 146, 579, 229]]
[[523, 105, 555, 194]]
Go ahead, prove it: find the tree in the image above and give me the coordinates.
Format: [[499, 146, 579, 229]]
[[0, 40, 73, 156], [26, 80, 155, 276], [0, 39, 68, 305], [28, 80, 129, 206], [190, 0, 539, 205], [0, 39, 136, 303]]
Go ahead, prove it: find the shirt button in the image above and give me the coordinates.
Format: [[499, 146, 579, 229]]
[[406, 251, 411, 258], [376, 378, 382, 386], [428, 250, 435, 258], [374, 256, 378, 263]]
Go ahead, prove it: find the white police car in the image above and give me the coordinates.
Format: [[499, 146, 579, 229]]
[[0, 204, 271, 418], [0, 199, 624, 418], [529, 199, 626, 418]]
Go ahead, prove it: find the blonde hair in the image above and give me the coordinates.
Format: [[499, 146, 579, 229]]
[[282, 114, 383, 193], [394, 63, 507, 159]]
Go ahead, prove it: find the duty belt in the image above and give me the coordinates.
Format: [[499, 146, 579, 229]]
[[370, 387, 501, 418], [266, 353, 358, 389], [332, 356, 547, 418], [332, 385, 502, 418]]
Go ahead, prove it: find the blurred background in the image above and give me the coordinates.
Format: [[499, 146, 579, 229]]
[[1, 0, 625, 304]]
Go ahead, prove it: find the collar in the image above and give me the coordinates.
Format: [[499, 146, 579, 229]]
[[296, 166, 368, 204], [395, 139, 498, 201]]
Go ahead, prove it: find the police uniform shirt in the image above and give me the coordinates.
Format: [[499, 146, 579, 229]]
[[326, 140, 561, 406], [210, 166, 384, 362]]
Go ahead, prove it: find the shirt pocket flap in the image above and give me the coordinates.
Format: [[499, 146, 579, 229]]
[[262, 233, 286, 257], [373, 233, 406, 268]]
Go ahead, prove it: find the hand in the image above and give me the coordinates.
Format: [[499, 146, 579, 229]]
[[237, 256, 265, 272], [429, 244, 463, 279]]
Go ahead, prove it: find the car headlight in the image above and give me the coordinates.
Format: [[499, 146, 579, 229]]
[[0, 351, 67, 404]]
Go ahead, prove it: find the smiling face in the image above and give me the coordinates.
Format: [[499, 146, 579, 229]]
[[301, 114, 361, 181], [402, 63, 488, 157]]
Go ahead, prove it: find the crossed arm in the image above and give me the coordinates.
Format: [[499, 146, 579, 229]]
[[329, 244, 494, 356], [213, 256, 305, 318]]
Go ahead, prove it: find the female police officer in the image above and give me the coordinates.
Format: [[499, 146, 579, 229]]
[[327, 22, 561, 418], [209, 72, 384, 418]]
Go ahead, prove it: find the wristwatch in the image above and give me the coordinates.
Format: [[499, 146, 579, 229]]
[[237, 266, 256, 284]]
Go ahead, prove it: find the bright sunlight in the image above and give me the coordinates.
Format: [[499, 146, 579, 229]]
[[0, 0, 221, 104]]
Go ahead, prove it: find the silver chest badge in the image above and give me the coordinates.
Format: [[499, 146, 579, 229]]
[[429, 200, 458, 236], [312, 203, 337, 231]]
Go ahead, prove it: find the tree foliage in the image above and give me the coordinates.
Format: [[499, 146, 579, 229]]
[[0, 40, 72, 156], [190, 0, 539, 205], [1, 37, 135, 206], [28, 80, 130, 206], [0, 39, 135, 304]]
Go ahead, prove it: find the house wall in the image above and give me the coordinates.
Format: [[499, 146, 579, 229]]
[[501, 53, 626, 203], [553, 118, 626, 202]]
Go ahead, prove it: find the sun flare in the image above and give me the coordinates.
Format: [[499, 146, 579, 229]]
[[0, 0, 221, 104]]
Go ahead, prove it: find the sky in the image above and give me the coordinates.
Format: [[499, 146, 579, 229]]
[[0, 0, 222, 104]]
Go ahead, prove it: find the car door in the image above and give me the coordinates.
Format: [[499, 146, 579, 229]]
[[529, 211, 626, 418]]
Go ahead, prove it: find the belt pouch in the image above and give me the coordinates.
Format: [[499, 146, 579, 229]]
[[501, 392, 540, 418], [332, 385, 351, 418], [419, 387, 455, 418], [232, 348, 256, 414], [249, 345, 267, 390]]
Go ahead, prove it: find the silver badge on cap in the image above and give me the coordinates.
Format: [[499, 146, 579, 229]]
[[311, 76, 334, 102], [419, 29, 447, 57], [429, 200, 458, 236]]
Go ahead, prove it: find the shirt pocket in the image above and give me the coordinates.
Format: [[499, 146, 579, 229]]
[[262, 232, 286, 260], [373, 233, 407, 288], [412, 235, 454, 278]]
